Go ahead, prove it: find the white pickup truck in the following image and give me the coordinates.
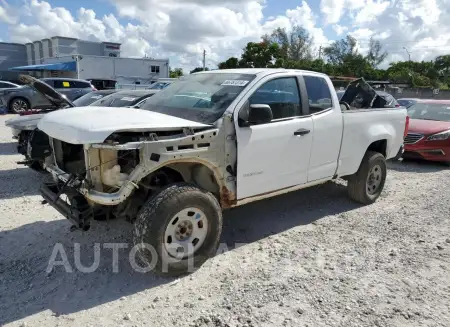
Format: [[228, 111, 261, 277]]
[[37, 69, 407, 276]]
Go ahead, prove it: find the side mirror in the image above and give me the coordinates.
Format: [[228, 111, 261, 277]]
[[248, 104, 273, 125]]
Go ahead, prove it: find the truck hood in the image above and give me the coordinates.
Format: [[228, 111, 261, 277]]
[[5, 113, 45, 131], [408, 118, 450, 135], [37, 106, 211, 144], [18, 74, 75, 108]]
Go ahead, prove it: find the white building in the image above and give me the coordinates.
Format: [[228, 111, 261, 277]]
[[8, 36, 169, 85]]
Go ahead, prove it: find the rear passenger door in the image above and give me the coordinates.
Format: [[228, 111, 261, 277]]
[[302, 74, 343, 182]]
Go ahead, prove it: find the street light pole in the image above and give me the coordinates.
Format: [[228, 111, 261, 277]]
[[403, 47, 411, 61]]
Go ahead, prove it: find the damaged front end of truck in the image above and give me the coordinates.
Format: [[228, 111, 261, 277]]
[[39, 112, 238, 231]]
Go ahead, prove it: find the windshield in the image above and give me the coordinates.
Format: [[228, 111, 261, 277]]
[[149, 82, 171, 90], [73, 92, 108, 106], [90, 93, 148, 107], [138, 73, 256, 124], [407, 103, 450, 122]]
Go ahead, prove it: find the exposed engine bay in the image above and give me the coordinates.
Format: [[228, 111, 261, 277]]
[[42, 123, 236, 230]]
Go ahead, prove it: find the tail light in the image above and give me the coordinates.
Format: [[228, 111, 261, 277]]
[[404, 116, 410, 138], [395, 104, 400, 107]]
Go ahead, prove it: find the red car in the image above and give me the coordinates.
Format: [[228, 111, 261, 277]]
[[403, 100, 450, 164]]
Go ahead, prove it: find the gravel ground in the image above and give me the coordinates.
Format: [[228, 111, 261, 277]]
[[0, 114, 449, 327]]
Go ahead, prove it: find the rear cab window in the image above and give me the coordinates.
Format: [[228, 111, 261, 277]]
[[303, 75, 333, 114]]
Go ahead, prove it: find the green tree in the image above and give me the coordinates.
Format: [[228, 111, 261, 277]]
[[218, 57, 239, 69], [323, 35, 358, 66], [238, 42, 281, 68], [190, 67, 210, 74], [435, 55, 450, 79], [169, 68, 183, 78], [366, 37, 388, 67], [263, 25, 314, 61]]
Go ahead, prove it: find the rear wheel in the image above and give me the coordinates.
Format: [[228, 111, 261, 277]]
[[347, 151, 387, 204], [133, 183, 222, 276], [9, 98, 30, 114]]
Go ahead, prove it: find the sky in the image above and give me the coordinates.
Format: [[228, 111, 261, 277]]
[[0, 0, 450, 72]]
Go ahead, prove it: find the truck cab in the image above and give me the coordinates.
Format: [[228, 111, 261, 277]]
[[36, 69, 407, 276]]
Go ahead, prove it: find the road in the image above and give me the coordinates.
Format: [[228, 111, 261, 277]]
[[0, 114, 449, 327]]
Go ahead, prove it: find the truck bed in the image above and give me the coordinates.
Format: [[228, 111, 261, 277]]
[[337, 107, 407, 177]]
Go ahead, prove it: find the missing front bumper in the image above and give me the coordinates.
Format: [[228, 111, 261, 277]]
[[40, 182, 93, 231]]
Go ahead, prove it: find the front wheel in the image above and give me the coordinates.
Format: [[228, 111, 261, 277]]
[[133, 183, 223, 276], [347, 151, 387, 204]]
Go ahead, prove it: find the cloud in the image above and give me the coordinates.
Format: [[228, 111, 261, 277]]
[[0, 0, 449, 71], [320, 0, 364, 25], [347, 0, 450, 65], [332, 24, 348, 36], [0, 0, 18, 24]]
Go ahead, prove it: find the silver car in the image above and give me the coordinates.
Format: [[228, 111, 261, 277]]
[[0, 80, 21, 89], [0, 77, 95, 113]]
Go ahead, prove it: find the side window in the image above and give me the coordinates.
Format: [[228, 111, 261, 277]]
[[72, 80, 91, 88], [303, 76, 333, 114], [249, 77, 301, 120], [0, 82, 8, 88], [41, 79, 54, 87], [53, 80, 71, 88]]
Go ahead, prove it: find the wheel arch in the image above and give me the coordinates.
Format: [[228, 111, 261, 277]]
[[150, 158, 234, 208], [367, 139, 388, 157]]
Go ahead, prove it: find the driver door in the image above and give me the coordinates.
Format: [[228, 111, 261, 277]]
[[234, 75, 314, 200]]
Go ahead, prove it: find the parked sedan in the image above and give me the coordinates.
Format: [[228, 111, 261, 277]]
[[403, 100, 450, 164], [89, 89, 160, 107], [0, 77, 95, 113], [6, 89, 117, 138], [7, 76, 159, 171], [397, 98, 420, 108], [72, 89, 118, 106], [0, 80, 21, 89]]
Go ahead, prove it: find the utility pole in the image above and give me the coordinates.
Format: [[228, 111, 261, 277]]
[[403, 47, 411, 61], [72, 54, 82, 79], [202, 50, 206, 71], [318, 46, 322, 61]]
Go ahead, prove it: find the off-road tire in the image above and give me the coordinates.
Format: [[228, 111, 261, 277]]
[[347, 151, 387, 204], [133, 183, 223, 277]]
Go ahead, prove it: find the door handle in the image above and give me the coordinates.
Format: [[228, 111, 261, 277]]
[[294, 128, 310, 136]]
